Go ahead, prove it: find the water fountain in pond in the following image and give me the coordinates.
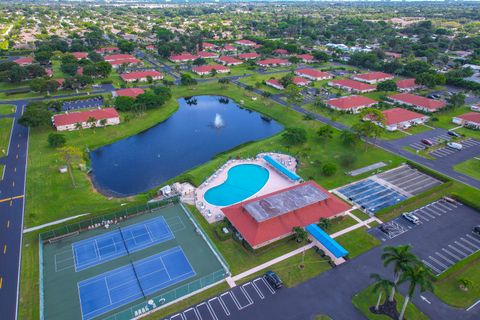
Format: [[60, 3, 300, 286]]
[[213, 113, 224, 128]]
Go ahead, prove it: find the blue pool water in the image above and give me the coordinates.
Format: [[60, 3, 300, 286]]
[[89, 96, 283, 196], [204, 164, 269, 206]]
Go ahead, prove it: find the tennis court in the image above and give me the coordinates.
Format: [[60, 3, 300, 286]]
[[41, 202, 229, 320], [73, 216, 173, 271], [78, 246, 195, 320]]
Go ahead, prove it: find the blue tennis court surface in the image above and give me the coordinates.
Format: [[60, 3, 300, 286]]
[[337, 179, 407, 213], [78, 246, 196, 320], [72, 216, 173, 271]]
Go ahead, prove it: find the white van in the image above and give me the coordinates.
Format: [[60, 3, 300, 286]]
[[471, 105, 480, 112], [447, 142, 463, 150]]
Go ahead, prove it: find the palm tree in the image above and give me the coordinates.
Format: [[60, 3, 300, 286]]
[[292, 227, 308, 243], [75, 122, 83, 135], [381, 245, 420, 302], [99, 118, 107, 128], [87, 116, 97, 133], [398, 265, 433, 320], [318, 217, 331, 230], [58, 146, 82, 187], [370, 273, 394, 311]]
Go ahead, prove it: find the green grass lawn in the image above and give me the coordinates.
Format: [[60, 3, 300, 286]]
[[335, 227, 381, 258], [0, 104, 15, 115], [453, 158, 480, 180], [352, 284, 429, 320], [0, 117, 13, 155], [239, 72, 291, 95], [238, 248, 332, 288], [433, 252, 480, 308], [351, 209, 371, 221], [0, 81, 30, 91], [429, 105, 480, 140], [324, 215, 358, 235]]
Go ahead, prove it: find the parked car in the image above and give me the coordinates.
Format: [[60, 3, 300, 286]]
[[402, 212, 420, 224], [447, 142, 463, 150], [265, 271, 283, 289], [471, 105, 480, 112], [447, 130, 462, 138], [421, 139, 434, 146], [473, 225, 480, 236], [379, 224, 395, 235]]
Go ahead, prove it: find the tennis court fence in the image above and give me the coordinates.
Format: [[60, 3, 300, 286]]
[[104, 268, 226, 320], [39, 198, 179, 243]]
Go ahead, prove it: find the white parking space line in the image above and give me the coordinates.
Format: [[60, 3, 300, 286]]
[[454, 241, 474, 253], [466, 234, 480, 245], [428, 256, 447, 269], [420, 210, 436, 219], [448, 244, 469, 257], [460, 238, 480, 250], [170, 313, 185, 320], [422, 259, 441, 274], [441, 248, 461, 261], [435, 202, 453, 211], [196, 301, 218, 320], [426, 205, 445, 215], [208, 297, 230, 317], [416, 213, 429, 222], [435, 252, 454, 265], [254, 277, 275, 295], [183, 307, 200, 320]]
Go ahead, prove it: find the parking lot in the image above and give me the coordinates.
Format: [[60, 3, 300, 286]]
[[61, 97, 103, 111], [408, 132, 452, 151], [376, 165, 442, 196], [164, 277, 277, 320], [429, 138, 480, 159], [369, 199, 480, 276]]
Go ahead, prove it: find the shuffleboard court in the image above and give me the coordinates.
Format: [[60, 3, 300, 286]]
[[73, 216, 173, 271], [78, 246, 196, 320]]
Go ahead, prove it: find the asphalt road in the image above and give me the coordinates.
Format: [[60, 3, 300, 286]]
[[166, 200, 480, 320], [0, 101, 28, 320]]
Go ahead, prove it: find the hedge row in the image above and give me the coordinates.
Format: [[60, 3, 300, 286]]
[[406, 160, 452, 183]]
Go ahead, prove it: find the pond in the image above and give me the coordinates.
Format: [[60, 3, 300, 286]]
[[89, 95, 284, 196]]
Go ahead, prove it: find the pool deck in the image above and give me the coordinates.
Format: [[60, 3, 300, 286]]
[[195, 153, 299, 224]]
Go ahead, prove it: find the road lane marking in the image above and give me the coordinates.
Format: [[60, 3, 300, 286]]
[[0, 195, 24, 203], [7, 220, 10, 228], [0, 277, 2, 288], [3, 245, 6, 254]]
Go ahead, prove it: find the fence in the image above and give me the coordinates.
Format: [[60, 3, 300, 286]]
[[39, 198, 179, 242], [104, 269, 226, 320]]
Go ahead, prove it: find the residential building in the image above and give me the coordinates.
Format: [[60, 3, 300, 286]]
[[328, 79, 375, 93], [389, 93, 446, 112], [113, 88, 145, 98], [265, 79, 284, 90], [235, 39, 257, 47], [197, 51, 219, 59], [295, 68, 332, 81], [238, 52, 260, 60], [120, 70, 163, 83], [396, 78, 420, 92], [13, 57, 34, 66], [365, 107, 429, 131], [292, 77, 311, 86], [52, 108, 120, 131], [257, 59, 291, 68], [352, 72, 394, 84], [191, 64, 230, 75], [325, 95, 377, 113], [297, 54, 315, 63], [169, 53, 198, 63], [217, 56, 243, 66], [452, 112, 480, 129], [71, 52, 88, 60]]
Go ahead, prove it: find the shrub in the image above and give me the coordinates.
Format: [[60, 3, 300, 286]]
[[48, 133, 66, 148], [322, 163, 337, 176]]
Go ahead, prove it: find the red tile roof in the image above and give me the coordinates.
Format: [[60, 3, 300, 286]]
[[71, 52, 88, 60], [96, 47, 118, 54], [257, 58, 290, 66], [238, 52, 260, 59], [379, 108, 427, 125], [115, 88, 145, 98], [295, 68, 331, 79], [217, 56, 242, 64], [292, 77, 310, 85], [266, 79, 284, 89], [354, 72, 393, 81], [297, 54, 314, 61], [53, 108, 119, 127], [326, 95, 377, 110], [330, 79, 376, 91], [120, 70, 162, 81], [235, 39, 257, 46], [192, 64, 230, 73], [202, 42, 216, 49], [273, 49, 289, 55], [169, 53, 198, 61], [197, 51, 217, 58], [222, 181, 351, 248], [222, 45, 237, 51], [13, 57, 34, 65], [109, 58, 140, 66], [396, 78, 419, 89], [104, 54, 136, 61], [390, 93, 446, 111], [455, 112, 480, 124]]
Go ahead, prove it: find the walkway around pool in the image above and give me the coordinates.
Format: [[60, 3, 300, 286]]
[[195, 153, 299, 223]]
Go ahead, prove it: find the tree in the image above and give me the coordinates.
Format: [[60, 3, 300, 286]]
[[18, 102, 52, 127], [61, 63, 78, 76], [193, 57, 206, 66], [415, 72, 445, 88], [318, 217, 331, 230], [340, 130, 358, 147], [458, 278, 473, 291], [317, 125, 334, 141], [99, 119, 107, 128], [7, 65, 28, 83], [292, 227, 308, 243], [88, 51, 103, 62], [398, 265, 433, 320], [34, 51, 51, 65], [447, 92, 465, 109], [86, 116, 97, 132], [322, 163, 337, 176], [25, 64, 47, 78], [377, 80, 397, 92], [218, 77, 230, 88], [29, 78, 47, 92], [282, 127, 307, 146], [48, 133, 66, 148], [180, 73, 197, 86], [381, 245, 420, 302], [117, 40, 135, 53], [370, 273, 394, 312], [279, 73, 293, 88], [58, 146, 82, 187], [284, 84, 302, 105]]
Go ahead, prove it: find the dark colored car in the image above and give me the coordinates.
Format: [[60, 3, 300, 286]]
[[447, 130, 462, 138], [473, 225, 480, 236], [421, 139, 434, 146], [379, 224, 395, 235], [265, 271, 283, 289]]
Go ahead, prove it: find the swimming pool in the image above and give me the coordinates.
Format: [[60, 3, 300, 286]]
[[204, 164, 269, 207]]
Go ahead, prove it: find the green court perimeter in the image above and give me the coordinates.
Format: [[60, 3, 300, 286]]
[[40, 201, 229, 320]]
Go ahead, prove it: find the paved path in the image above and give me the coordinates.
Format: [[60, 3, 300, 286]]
[[0, 100, 28, 320]]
